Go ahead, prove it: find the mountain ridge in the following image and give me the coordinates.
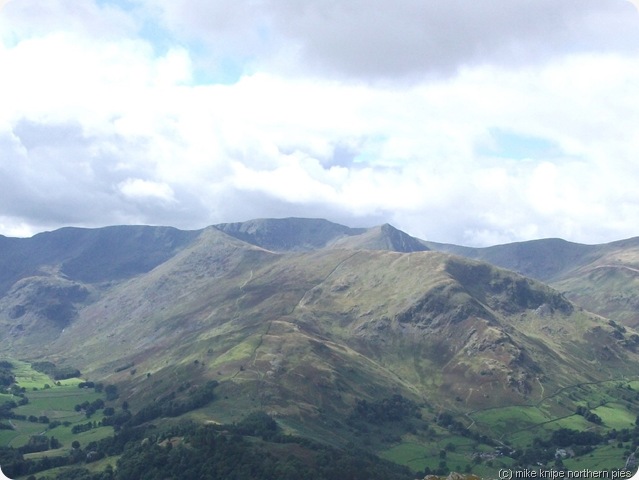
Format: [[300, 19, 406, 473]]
[[2, 218, 637, 329], [2, 217, 639, 477]]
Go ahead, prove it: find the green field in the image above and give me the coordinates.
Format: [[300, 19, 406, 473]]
[[2, 359, 639, 479], [380, 438, 515, 478], [380, 441, 431, 470], [0, 360, 115, 454], [18, 387, 102, 416], [1, 386, 108, 449], [472, 406, 551, 438], [378, 378, 639, 478], [563, 444, 629, 471], [592, 404, 637, 430], [11, 360, 56, 389]]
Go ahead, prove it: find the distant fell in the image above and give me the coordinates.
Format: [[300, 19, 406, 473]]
[[423, 237, 598, 282], [0, 225, 200, 295], [424, 235, 639, 326], [215, 217, 366, 251]]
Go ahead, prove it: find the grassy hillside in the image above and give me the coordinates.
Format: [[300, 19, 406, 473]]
[[1, 219, 639, 478], [9, 235, 635, 438]]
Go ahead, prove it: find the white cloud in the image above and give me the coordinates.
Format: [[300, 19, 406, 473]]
[[0, 215, 35, 237], [118, 178, 176, 203], [1, 0, 639, 245]]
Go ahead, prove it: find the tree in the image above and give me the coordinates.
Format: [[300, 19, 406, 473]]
[[104, 385, 118, 401]]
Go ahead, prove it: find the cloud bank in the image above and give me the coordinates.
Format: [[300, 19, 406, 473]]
[[1, 0, 638, 246]]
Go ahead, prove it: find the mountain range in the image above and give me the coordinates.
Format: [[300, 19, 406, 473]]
[[1, 217, 638, 458]]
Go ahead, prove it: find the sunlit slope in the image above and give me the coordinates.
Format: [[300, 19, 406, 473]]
[[27, 232, 639, 427]]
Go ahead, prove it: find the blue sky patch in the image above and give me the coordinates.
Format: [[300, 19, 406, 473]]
[[353, 135, 389, 165], [95, 0, 137, 11], [478, 128, 560, 160]]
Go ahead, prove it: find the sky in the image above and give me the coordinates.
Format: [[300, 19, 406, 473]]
[[1, 0, 639, 246]]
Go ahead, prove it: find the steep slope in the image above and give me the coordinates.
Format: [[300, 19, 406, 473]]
[[288, 252, 638, 408], [0, 225, 203, 351], [39, 226, 278, 369], [0, 275, 91, 348]]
